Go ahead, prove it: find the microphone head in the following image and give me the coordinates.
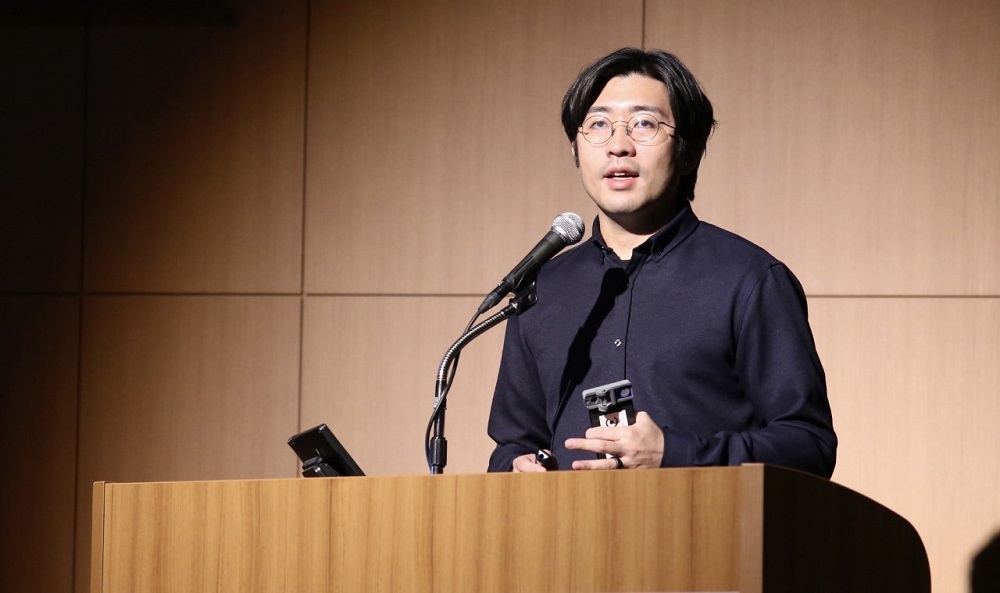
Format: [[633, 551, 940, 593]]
[[551, 212, 585, 245]]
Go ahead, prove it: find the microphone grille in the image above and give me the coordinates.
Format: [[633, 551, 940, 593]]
[[551, 212, 585, 244]]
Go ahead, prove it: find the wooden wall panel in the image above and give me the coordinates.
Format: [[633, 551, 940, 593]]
[[812, 297, 1000, 593], [300, 296, 504, 476], [0, 20, 84, 292], [74, 295, 302, 590], [304, 0, 642, 295], [0, 297, 78, 593], [645, 3, 1000, 590], [1, 3, 994, 593], [646, 0, 1000, 296], [83, 1, 307, 293]]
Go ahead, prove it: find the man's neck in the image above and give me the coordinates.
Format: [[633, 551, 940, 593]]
[[598, 199, 687, 260], [599, 218, 654, 260]]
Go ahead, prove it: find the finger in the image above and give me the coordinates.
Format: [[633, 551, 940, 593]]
[[512, 454, 546, 473], [564, 437, 618, 457], [583, 424, 626, 440], [571, 457, 622, 471]]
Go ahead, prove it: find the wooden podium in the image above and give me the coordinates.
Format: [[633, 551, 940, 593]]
[[91, 464, 929, 592]]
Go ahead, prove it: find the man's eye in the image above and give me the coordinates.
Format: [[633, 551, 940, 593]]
[[586, 119, 609, 131], [632, 116, 657, 129]]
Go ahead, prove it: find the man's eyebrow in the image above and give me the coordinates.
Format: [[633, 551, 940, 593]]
[[586, 104, 669, 116]]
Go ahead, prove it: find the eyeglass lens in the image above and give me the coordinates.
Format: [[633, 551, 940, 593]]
[[580, 113, 667, 144]]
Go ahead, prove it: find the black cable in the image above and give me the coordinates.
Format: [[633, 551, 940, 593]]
[[424, 311, 479, 470]]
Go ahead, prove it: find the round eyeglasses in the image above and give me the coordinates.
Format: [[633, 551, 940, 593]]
[[578, 113, 675, 146]]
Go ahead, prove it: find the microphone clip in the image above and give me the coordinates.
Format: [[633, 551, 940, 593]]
[[505, 280, 538, 316]]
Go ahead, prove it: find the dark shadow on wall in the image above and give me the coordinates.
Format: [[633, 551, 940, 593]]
[[0, 1, 237, 28], [972, 531, 1000, 593]]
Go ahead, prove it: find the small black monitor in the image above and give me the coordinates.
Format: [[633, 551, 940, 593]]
[[287, 423, 365, 477]]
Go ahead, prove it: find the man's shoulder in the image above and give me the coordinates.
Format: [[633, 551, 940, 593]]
[[686, 220, 783, 270], [538, 239, 600, 278], [685, 221, 809, 305]]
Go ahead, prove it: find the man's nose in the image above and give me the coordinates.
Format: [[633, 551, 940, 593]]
[[606, 123, 636, 157]]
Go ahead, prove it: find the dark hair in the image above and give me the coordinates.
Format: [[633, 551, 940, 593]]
[[561, 48, 716, 201]]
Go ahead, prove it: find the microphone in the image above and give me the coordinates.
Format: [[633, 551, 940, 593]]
[[477, 212, 585, 314]]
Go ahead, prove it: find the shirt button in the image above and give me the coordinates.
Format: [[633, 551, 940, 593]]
[[613, 338, 622, 347]]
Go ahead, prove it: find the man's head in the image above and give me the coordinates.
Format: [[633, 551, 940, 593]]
[[561, 48, 716, 204]]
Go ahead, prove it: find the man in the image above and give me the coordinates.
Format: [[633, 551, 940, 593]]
[[486, 48, 836, 477]]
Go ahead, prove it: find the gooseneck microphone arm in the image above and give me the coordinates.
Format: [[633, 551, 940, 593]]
[[427, 286, 537, 474], [425, 212, 584, 475]]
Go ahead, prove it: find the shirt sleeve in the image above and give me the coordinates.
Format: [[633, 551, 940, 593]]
[[658, 263, 838, 478], [486, 313, 552, 472]]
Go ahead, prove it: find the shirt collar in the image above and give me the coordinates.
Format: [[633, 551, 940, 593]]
[[589, 204, 700, 264]]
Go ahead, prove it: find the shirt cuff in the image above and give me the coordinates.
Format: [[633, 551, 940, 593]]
[[660, 428, 697, 468]]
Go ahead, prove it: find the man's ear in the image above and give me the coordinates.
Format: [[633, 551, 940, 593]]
[[571, 139, 580, 168]]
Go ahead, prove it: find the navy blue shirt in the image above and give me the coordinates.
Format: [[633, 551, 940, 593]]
[[486, 205, 837, 477]]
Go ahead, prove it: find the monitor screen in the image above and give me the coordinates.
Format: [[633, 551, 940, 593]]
[[287, 423, 365, 477]]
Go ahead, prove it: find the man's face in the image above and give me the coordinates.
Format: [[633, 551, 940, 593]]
[[575, 75, 684, 233]]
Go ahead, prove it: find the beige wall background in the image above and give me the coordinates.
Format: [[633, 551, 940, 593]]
[[1, 1, 997, 592]]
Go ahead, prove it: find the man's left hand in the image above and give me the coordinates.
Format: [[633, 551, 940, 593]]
[[565, 411, 664, 470]]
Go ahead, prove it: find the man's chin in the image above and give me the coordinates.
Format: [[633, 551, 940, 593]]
[[596, 200, 682, 235]]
